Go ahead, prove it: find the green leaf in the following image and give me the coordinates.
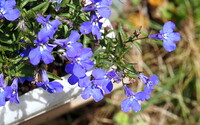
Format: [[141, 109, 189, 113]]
[[133, 41, 142, 52], [47, 71, 62, 80], [20, 0, 37, 8], [27, 2, 50, 17]]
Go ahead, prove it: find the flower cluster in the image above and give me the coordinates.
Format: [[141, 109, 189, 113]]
[[0, 0, 181, 113]]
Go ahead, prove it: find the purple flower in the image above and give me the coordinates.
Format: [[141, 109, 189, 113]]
[[80, 12, 103, 39], [81, 84, 104, 102], [36, 69, 63, 93], [36, 14, 61, 42], [138, 73, 159, 94], [92, 68, 114, 94], [0, 73, 6, 106], [29, 39, 57, 65], [0, 0, 20, 21], [68, 74, 91, 88], [82, 0, 112, 18], [6, 78, 19, 104], [149, 21, 181, 52], [121, 85, 145, 112], [51, 0, 62, 11], [65, 48, 94, 78], [54, 30, 83, 57]]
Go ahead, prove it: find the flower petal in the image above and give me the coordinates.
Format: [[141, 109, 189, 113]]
[[163, 21, 175, 33], [163, 39, 176, 52], [4, 9, 20, 21], [29, 47, 41, 65]]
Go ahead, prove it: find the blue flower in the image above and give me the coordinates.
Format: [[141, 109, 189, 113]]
[[138, 73, 159, 94], [0, 0, 20, 21], [29, 40, 57, 65], [50, 0, 62, 11], [65, 47, 94, 78], [149, 21, 181, 52], [92, 68, 114, 94], [81, 84, 104, 102], [0, 73, 6, 106], [36, 14, 61, 42], [36, 69, 63, 93], [80, 12, 103, 39], [54, 30, 83, 57], [6, 78, 20, 104], [82, 0, 112, 18], [121, 85, 145, 112]]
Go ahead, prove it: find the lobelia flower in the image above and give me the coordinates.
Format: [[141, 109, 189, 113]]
[[80, 12, 103, 39], [138, 73, 159, 94], [65, 47, 94, 78], [0, 0, 20, 21], [29, 39, 57, 65], [149, 21, 181, 52], [6, 78, 20, 104], [36, 14, 61, 42], [81, 83, 104, 102], [0, 73, 7, 106], [50, 0, 63, 11], [36, 69, 63, 93], [92, 68, 115, 94], [54, 30, 83, 57], [82, 0, 112, 18], [121, 85, 145, 112]]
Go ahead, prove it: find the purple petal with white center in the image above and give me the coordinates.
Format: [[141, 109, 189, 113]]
[[50, 19, 61, 29], [129, 98, 141, 112], [29, 46, 41, 65], [66, 42, 83, 57], [80, 21, 92, 34], [41, 47, 54, 64], [163, 21, 175, 33], [97, 7, 111, 18], [4, 9, 20, 21], [149, 74, 159, 86], [80, 59, 94, 71]]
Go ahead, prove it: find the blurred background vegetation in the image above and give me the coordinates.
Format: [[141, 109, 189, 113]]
[[42, 0, 200, 124]]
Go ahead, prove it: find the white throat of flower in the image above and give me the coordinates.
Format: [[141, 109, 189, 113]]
[[162, 33, 168, 39], [40, 44, 47, 53], [0, 8, 5, 15]]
